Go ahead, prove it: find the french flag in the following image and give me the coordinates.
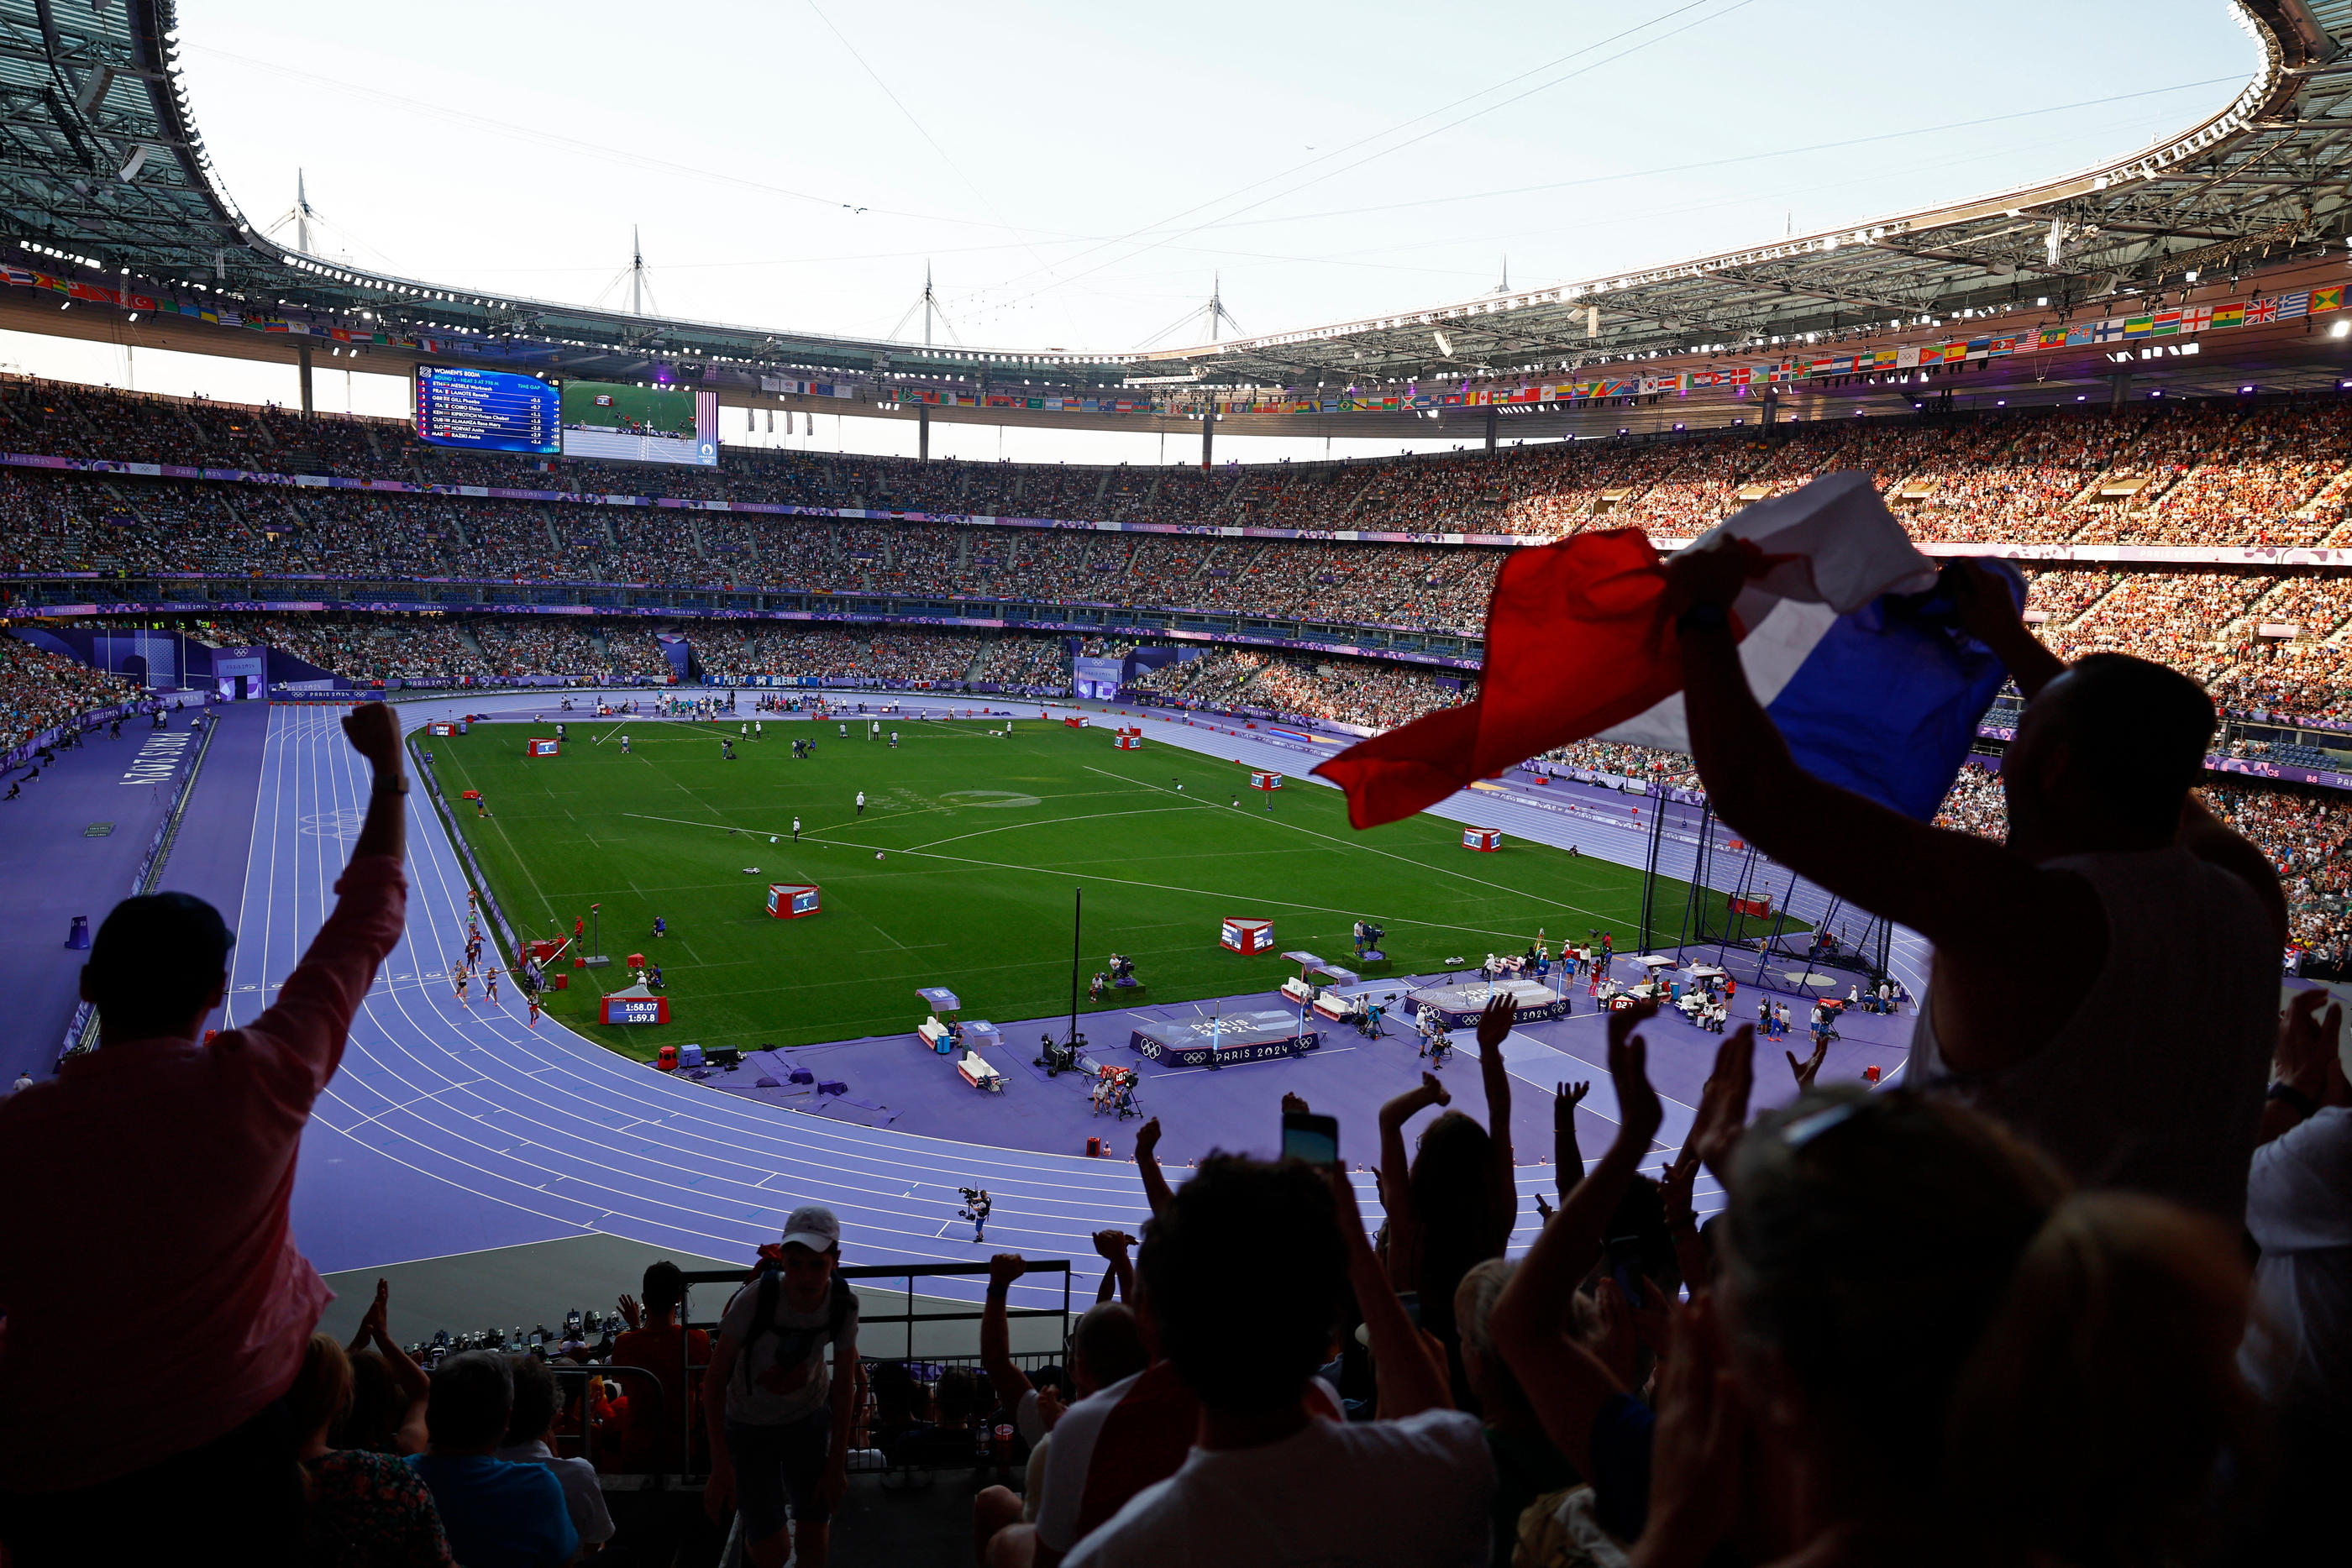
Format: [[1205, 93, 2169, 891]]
[[1315, 473, 2020, 829]]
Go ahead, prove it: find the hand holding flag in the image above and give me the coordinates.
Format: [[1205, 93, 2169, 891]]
[[1312, 473, 2023, 830]]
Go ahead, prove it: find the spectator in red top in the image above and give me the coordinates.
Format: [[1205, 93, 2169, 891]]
[[605, 1260, 711, 1473], [0, 703, 408, 1566]]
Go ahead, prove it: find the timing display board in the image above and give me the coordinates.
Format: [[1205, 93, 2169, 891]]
[[601, 994, 670, 1025], [559, 380, 720, 467], [412, 364, 559, 454]]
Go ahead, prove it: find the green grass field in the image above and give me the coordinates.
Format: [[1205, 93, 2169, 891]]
[[423, 716, 1704, 1057]]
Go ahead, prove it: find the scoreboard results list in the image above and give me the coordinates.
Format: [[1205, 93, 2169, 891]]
[[413, 364, 560, 454]]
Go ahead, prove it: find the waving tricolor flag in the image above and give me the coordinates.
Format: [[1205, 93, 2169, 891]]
[[1314, 473, 2020, 830]]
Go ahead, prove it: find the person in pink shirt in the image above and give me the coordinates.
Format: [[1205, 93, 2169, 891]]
[[0, 702, 409, 1566]]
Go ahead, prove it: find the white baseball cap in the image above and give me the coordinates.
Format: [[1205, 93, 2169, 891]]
[[780, 1204, 841, 1253]]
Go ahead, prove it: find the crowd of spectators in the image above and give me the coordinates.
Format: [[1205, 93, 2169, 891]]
[[16, 380, 2352, 727], [0, 634, 140, 748], [16, 371, 2352, 730], [5, 559, 2351, 1567], [1538, 738, 1703, 788], [2039, 570, 2268, 684], [14, 372, 2352, 548], [1127, 647, 1473, 729]]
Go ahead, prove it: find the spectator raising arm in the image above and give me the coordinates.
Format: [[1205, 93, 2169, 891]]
[[0, 701, 408, 1534], [1131, 1117, 1175, 1220], [1666, 536, 2112, 1069], [1554, 1080, 1591, 1204], [347, 1277, 431, 1419], [1491, 1001, 1666, 1478], [1474, 994, 1520, 1225], [1092, 1231, 1137, 1304], [1656, 1146, 1710, 1295], [1330, 1170, 1452, 1421], [981, 1253, 1036, 1415], [1377, 1071, 1450, 1290]]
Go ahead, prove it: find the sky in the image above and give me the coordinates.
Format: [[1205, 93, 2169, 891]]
[[4, 0, 2260, 464]]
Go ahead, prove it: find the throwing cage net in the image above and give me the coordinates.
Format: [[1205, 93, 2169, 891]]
[[1633, 793, 1895, 992]]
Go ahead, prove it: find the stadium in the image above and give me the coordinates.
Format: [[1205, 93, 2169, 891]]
[[1, 2, 2347, 1564]]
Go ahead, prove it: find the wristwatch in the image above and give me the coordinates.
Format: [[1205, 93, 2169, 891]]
[[375, 774, 411, 797], [2266, 1081, 2320, 1119]]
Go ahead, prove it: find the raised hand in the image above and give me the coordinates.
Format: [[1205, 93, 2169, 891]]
[[1420, 1069, 1452, 1108], [1691, 1025, 1756, 1184], [1281, 1091, 1310, 1115], [1630, 1296, 1747, 1566], [1555, 1081, 1590, 1129], [986, 1252, 1028, 1290], [1605, 999, 1665, 1146], [1951, 556, 2028, 644], [1786, 1036, 1828, 1089], [615, 1293, 644, 1331], [1476, 992, 1519, 1052], [340, 701, 403, 772], [1663, 532, 1760, 616], [1133, 1116, 1162, 1158], [359, 1279, 391, 1345], [1627, 1273, 1675, 1362], [1658, 1151, 1699, 1235], [2277, 989, 2344, 1097], [1091, 1230, 1137, 1261]]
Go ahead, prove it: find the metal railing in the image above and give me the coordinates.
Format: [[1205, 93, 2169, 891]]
[[678, 1260, 1075, 1365], [548, 1261, 1077, 1479]]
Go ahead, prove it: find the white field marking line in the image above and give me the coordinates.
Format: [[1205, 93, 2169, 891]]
[[1097, 764, 1630, 927], [222, 710, 278, 1030], [1455, 1034, 1704, 1118], [466, 784, 559, 929], [798, 831, 1555, 943], [333, 803, 1161, 1247], [336, 705, 1674, 1231], [336, 1077, 492, 1131], [1140, 711, 1932, 1029], [909, 803, 1207, 852], [620, 808, 1558, 943], [594, 721, 633, 747]]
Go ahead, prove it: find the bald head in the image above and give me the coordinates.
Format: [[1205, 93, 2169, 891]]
[[2005, 653, 2214, 852]]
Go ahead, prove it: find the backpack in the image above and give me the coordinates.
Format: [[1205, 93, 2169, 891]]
[[738, 1271, 855, 1393]]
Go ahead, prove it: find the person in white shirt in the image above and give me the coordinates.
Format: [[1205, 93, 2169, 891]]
[[496, 1353, 616, 1550], [1065, 1156, 1493, 1567], [2240, 986, 2352, 1560]]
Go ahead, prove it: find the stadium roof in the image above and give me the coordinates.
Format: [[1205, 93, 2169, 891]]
[[1141, 3, 2352, 387], [3, 2, 2352, 429]]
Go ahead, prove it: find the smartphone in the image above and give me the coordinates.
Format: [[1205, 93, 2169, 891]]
[[1605, 1234, 1647, 1309], [1281, 1111, 1341, 1170], [1395, 1289, 1422, 1329]]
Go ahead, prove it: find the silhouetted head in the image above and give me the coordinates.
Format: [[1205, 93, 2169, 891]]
[[2003, 653, 2214, 855], [79, 891, 234, 1044], [1140, 1154, 1347, 1415]]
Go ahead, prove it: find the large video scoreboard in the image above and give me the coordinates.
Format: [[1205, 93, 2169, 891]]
[[559, 380, 720, 467], [412, 365, 559, 454]]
